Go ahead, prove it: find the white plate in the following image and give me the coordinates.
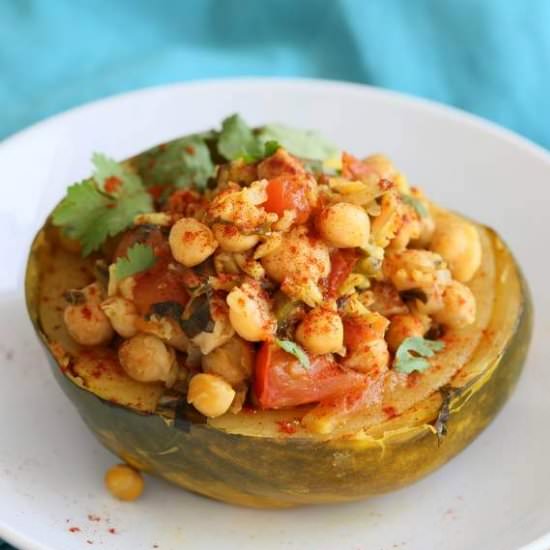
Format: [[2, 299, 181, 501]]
[[1, 79, 549, 550]]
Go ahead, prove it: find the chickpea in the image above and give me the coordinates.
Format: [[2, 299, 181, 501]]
[[316, 202, 370, 248], [295, 307, 344, 355], [169, 217, 218, 267], [433, 280, 476, 328], [101, 297, 138, 338], [118, 333, 176, 384], [64, 303, 114, 346], [383, 250, 451, 291], [226, 281, 276, 342], [386, 314, 430, 352], [187, 373, 236, 418], [212, 223, 259, 253], [261, 226, 330, 283], [201, 337, 253, 386], [429, 217, 481, 282], [105, 464, 144, 501], [343, 339, 390, 375]]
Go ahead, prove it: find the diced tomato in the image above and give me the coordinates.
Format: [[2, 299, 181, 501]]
[[254, 342, 365, 409], [132, 257, 189, 315], [263, 175, 312, 224], [257, 148, 305, 179], [343, 314, 389, 352], [326, 249, 359, 298]]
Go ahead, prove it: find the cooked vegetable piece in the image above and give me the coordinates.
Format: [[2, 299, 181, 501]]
[[254, 342, 364, 409]]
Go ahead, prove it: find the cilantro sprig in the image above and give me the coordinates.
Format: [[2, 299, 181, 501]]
[[114, 243, 156, 280], [52, 155, 153, 256], [134, 135, 215, 190], [217, 114, 339, 164], [393, 336, 445, 374], [275, 338, 310, 369]]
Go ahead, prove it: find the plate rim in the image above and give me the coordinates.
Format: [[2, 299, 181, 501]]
[[1, 77, 549, 550]]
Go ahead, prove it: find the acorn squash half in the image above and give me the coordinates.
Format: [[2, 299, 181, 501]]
[[26, 202, 532, 509]]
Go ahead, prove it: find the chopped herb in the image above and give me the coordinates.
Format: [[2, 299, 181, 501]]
[[393, 336, 445, 374], [275, 338, 310, 369], [52, 155, 153, 256], [400, 288, 428, 304], [181, 292, 214, 337], [133, 136, 214, 190], [401, 193, 428, 218], [114, 243, 156, 280], [148, 301, 184, 323], [263, 140, 281, 157], [217, 114, 264, 162], [258, 123, 339, 161]]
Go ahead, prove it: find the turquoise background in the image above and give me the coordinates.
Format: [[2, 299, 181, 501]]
[[1, 0, 549, 548], [2, 0, 550, 147]]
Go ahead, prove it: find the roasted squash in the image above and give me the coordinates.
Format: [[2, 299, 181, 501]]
[[26, 209, 532, 507]]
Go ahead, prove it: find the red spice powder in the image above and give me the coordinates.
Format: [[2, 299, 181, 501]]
[[81, 306, 92, 320], [277, 420, 298, 435], [185, 145, 196, 155], [383, 406, 397, 419], [68, 527, 80, 533], [108, 528, 117, 535], [104, 176, 122, 194]]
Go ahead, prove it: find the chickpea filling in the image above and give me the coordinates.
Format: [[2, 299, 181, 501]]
[[51, 116, 482, 431]]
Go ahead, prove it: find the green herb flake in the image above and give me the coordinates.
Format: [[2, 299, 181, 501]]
[[114, 243, 156, 280], [275, 338, 310, 369], [52, 154, 153, 256], [258, 123, 339, 161], [401, 193, 429, 218], [133, 136, 214, 190], [263, 140, 281, 157], [217, 114, 264, 162], [393, 336, 445, 374]]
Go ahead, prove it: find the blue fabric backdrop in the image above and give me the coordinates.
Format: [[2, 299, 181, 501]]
[[1, 0, 549, 547], [1, 0, 550, 147]]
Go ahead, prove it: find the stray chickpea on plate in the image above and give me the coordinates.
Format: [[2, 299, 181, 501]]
[[25, 114, 531, 507]]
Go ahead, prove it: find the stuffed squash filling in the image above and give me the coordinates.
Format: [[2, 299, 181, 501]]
[[32, 115, 518, 441]]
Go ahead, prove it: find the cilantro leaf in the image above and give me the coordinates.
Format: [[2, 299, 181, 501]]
[[133, 136, 214, 190], [275, 338, 310, 369], [258, 123, 339, 161], [114, 243, 156, 280], [92, 153, 143, 194], [263, 140, 281, 157], [394, 337, 445, 374], [52, 155, 153, 256], [401, 194, 428, 218], [217, 114, 264, 161]]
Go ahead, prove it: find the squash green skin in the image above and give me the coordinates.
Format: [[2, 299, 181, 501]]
[[26, 224, 533, 508]]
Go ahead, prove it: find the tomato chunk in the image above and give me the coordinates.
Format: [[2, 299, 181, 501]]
[[326, 249, 359, 298], [254, 342, 365, 409], [263, 175, 312, 225], [132, 257, 189, 315]]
